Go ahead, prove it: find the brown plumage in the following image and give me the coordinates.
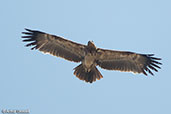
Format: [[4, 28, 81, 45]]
[[22, 28, 162, 83]]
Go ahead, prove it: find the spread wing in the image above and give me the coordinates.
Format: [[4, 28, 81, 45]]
[[22, 28, 86, 62], [96, 48, 162, 75]]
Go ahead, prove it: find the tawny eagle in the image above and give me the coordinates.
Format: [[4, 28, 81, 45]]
[[22, 29, 162, 83]]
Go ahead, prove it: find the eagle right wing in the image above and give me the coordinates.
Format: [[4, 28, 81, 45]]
[[96, 48, 162, 75], [22, 29, 86, 62]]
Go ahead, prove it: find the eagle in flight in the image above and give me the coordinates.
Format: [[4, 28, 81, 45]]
[[22, 29, 162, 83]]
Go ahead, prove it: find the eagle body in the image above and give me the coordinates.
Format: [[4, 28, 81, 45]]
[[83, 41, 96, 71], [22, 29, 162, 83], [83, 53, 96, 71]]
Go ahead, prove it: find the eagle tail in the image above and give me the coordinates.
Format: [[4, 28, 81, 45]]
[[74, 64, 103, 83]]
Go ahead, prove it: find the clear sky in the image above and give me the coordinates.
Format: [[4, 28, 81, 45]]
[[0, 0, 170, 114]]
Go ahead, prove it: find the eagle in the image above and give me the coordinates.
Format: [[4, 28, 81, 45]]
[[22, 28, 162, 83]]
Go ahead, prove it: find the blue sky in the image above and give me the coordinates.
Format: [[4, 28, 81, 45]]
[[0, 0, 170, 114]]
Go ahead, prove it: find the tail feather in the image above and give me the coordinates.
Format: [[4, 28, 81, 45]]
[[74, 64, 103, 83]]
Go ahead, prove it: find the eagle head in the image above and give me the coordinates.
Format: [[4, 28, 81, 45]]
[[88, 41, 96, 49]]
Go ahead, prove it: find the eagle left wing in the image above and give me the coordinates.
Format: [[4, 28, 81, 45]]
[[22, 29, 86, 62], [96, 48, 162, 75]]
